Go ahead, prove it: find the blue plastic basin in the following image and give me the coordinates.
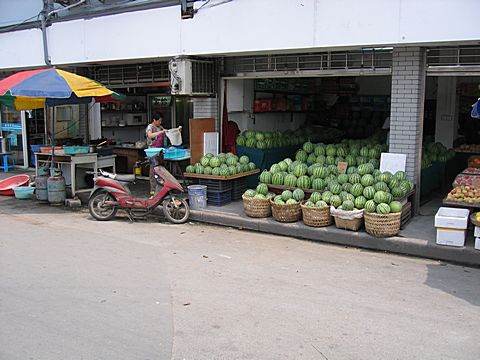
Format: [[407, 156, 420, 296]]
[[144, 148, 165, 157], [13, 186, 35, 200]]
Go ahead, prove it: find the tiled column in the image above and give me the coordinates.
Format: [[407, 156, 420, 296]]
[[389, 47, 426, 210], [193, 97, 219, 130]]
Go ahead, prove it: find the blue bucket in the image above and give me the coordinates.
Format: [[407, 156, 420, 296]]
[[187, 185, 207, 210]]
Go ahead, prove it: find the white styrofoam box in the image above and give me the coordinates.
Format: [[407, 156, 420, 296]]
[[475, 226, 480, 238], [475, 237, 480, 250], [436, 229, 466, 247], [434, 207, 470, 229]]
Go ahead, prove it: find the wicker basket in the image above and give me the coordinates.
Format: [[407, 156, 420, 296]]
[[301, 203, 332, 227], [270, 200, 301, 223], [334, 216, 364, 231], [242, 195, 272, 218], [364, 212, 402, 237]]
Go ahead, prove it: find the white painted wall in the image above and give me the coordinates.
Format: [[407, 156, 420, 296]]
[[1, 0, 479, 69]]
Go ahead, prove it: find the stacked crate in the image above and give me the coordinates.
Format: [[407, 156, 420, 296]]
[[199, 179, 232, 206], [231, 177, 247, 201]]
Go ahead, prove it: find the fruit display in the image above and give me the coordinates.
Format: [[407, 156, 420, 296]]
[[446, 185, 480, 204], [454, 144, 480, 153], [185, 152, 257, 176], [242, 188, 276, 200], [272, 188, 306, 205], [236, 126, 343, 150], [421, 142, 455, 169]]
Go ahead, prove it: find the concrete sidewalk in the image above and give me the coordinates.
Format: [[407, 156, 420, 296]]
[[189, 201, 480, 267]]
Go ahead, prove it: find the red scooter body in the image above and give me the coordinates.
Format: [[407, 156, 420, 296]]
[[88, 152, 190, 223]]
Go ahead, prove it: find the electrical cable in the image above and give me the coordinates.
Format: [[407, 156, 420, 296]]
[[0, 13, 41, 32]]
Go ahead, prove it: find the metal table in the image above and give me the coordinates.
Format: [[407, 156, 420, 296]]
[[35, 153, 116, 196]]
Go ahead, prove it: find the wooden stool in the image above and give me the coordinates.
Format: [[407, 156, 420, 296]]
[[0, 152, 15, 172]]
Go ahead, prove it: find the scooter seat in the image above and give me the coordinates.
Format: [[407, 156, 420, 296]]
[[114, 174, 136, 182]]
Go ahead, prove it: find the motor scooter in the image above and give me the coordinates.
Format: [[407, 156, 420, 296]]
[[88, 151, 190, 224]]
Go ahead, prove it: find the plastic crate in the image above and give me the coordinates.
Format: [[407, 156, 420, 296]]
[[231, 187, 247, 201], [63, 146, 90, 155], [199, 179, 233, 192], [164, 148, 186, 159], [207, 189, 232, 206], [232, 177, 247, 190]]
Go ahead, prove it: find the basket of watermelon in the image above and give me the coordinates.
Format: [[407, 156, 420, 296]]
[[270, 188, 304, 222], [363, 199, 403, 237], [242, 184, 274, 218], [300, 191, 332, 227]]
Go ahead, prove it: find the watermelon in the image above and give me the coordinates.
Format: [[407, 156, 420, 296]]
[[200, 156, 210, 167], [312, 178, 325, 190], [338, 174, 349, 185], [203, 166, 212, 175], [245, 138, 257, 148], [330, 195, 342, 208], [391, 186, 405, 198], [350, 183, 364, 197], [329, 182, 342, 195], [374, 181, 390, 193], [327, 165, 338, 175], [293, 189, 305, 201], [278, 161, 288, 172], [342, 183, 353, 193], [272, 173, 285, 186], [304, 201, 315, 207], [185, 165, 195, 173], [354, 196, 367, 209], [360, 146, 369, 157], [281, 190, 293, 201], [385, 193, 393, 204], [275, 198, 286, 205], [374, 191, 389, 204], [293, 163, 308, 177], [316, 155, 326, 165], [326, 145, 337, 157], [255, 132, 265, 141], [297, 176, 311, 189], [243, 189, 256, 197], [346, 166, 357, 174], [325, 156, 336, 165], [239, 155, 249, 164], [259, 170, 272, 184], [227, 165, 237, 175], [284, 174, 298, 187], [314, 145, 325, 156], [349, 173, 361, 184], [307, 153, 317, 165], [361, 174, 374, 187], [270, 163, 281, 174], [390, 201, 403, 213], [254, 194, 266, 199], [315, 200, 328, 208], [286, 199, 298, 205], [394, 171, 406, 181], [363, 186, 376, 200], [378, 172, 392, 183], [195, 165, 204, 174], [376, 203, 391, 214], [295, 150, 308, 163], [236, 136, 246, 146], [322, 191, 333, 204], [364, 200, 376, 213], [303, 142, 315, 154], [342, 200, 355, 211], [209, 157, 221, 168], [256, 183, 268, 195], [212, 167, 221, 176], [309, 192, 322, 203], [248, 162, 256, 170], [244, 130, 256, 139]]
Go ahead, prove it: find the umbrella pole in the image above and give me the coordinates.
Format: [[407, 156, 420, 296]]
[[50, 106, 55, 172]]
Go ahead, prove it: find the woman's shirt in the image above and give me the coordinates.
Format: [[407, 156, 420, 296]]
[[145, 123, 163, 147]]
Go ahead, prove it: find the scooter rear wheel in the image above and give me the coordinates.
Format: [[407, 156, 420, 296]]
[[163, 196, 190, 224], [89, 190, 117, 221]]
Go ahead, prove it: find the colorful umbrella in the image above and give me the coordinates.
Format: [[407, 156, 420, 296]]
[[0, 68, 124, 110], [0, 68, 124, 169]]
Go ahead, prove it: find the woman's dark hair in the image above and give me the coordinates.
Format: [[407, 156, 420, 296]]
[[152, 112, 163, 121]]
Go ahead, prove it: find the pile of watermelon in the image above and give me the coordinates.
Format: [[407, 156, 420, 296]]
[[186, 152, 257, 176], [272, 188, 305, 205], [422, 141, 455, 169], [243, 184, 275, 200]]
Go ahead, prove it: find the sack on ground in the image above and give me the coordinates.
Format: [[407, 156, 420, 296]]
[[330, 206, 364, 220]]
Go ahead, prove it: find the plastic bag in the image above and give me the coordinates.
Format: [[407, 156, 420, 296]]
[[330, 206, 364, 220], [472, 98, 480, 120], [166, 127, 183, 146]]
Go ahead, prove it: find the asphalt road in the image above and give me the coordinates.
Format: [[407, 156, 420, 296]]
[[0, 197, 479, 360]]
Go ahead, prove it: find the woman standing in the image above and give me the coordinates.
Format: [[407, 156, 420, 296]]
[[146, 113, 167, 195]]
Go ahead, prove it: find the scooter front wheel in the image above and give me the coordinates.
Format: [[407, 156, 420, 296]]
[[163, 196, 190, 224], [88, 190, 117, 221]]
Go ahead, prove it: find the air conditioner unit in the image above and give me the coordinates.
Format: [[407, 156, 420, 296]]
[[170, 57, 193, 95]]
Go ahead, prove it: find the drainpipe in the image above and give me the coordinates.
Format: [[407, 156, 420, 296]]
[[41, 0, 53, 67]]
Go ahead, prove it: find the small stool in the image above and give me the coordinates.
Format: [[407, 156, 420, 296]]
[[0, 152, 15, 172]]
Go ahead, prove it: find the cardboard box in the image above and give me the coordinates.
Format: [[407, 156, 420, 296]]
[[475, 237, 480, 250], [436, 228, 466, 247], [434, 207, 470, 229]]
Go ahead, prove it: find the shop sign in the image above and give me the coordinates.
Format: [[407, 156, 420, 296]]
[[1, 123, 22, 132], [337, 162, 348, 174], [151, 96, 171, 107]]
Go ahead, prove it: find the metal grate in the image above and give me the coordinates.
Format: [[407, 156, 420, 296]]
[[223, 49, 392, 76], [427, 47, 480, 67], [88, 62, 170, 86], [192, 59, 217, 95]]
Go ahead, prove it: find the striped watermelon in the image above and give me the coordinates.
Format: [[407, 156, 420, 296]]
[[360, 146, 369, 157], [388, 178, 399, 190], [284, 174, 298, 187], [391, 186, 405, 198], [390, 201, 403, 213], [327, 165, 338, 175], [212, 167, 221, 176], [394, 171, 406, 181], [314, 145, 325, 156], [295, 150, 308, 162], [363, 186, 376, 200], [316, 155, 326, 165], [342, 183, 353, 193], [330, 195, 342, 208], [342, 200, 355, 211], [256, 183, 268, 195], [348, 173, 361, 184], [244, 189, 256, 197], [293, 163, 308, 177], [354, 196, 367, 209], [364, 200, 376, 213], [315, 200, 328, 208], [304, 201, 315, 207], [281, 190, 293, 201], [186, 165, 195, 173], [329, 182, 342, 195], [309, 192, 322, 203], [259, 171, 272, 184], [278, 161, 288, 171], [376, 203, 391, 214], [378, 172, 392, 183], [203, 166, 212, 175], [357, 164, 369, 176], [303, 142, 315, 154], [361, 174, 374, 187], [374, 191, 389, 204], [325, 156, 336, 165], [312, 178, 325, 190], [272, 173, 285, 186], [297, 176, 311, 189], [339, 191, 349, 201], [293, 189, 305, 201], [345, 155, 356, 166], [338, 174, 349, 185], [248, 162, 256, 170], [346, 166, 357, 174], [270, 163, 281, 174], [286, 199, 298, 205], [350, 183, 364, 197], [322, 191, 333, 204], [307, 153, 317, 165], [326, 145, 337, 157], [374, 181, 390, 193]]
